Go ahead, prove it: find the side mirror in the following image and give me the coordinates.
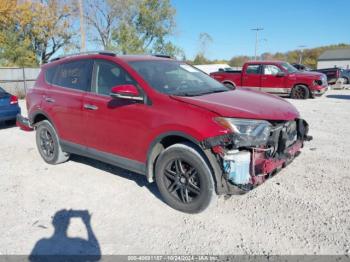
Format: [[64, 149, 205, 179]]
[[276, 72, 286, 77], [110, 85, 143, 101]]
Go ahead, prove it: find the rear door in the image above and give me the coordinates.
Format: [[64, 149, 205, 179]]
[[261, 64, 287, 94], [44, 59, 93, 145], [242, 64, 262, 90]]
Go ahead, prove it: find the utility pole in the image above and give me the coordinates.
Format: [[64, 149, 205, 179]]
[[78, 0, 86, 51], [251, 27, 264, 60], [298, 45, 306, 64]]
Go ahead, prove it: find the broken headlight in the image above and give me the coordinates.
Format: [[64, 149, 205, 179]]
[[215, 117, 272, 147]]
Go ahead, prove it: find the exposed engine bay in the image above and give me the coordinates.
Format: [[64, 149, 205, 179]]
[[201, 119, 312, 194]]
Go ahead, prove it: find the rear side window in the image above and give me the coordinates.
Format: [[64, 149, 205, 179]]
[[45, 66, 57, 84], [51, 60, 92, 91], [246, 65, 261, 75]]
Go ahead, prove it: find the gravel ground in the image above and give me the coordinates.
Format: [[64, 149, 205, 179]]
[[0, 89, 349, 256]]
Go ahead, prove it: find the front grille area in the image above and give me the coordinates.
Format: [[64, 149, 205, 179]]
[[266, 120, 298, 158]]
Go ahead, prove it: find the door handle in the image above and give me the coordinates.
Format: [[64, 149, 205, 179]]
[[83, 104, 98, 110], [45, 97, 55, 103]]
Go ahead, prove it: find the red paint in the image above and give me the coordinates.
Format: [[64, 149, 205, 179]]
[[25, 54, 302, 167], [111, 84, 140, 97]]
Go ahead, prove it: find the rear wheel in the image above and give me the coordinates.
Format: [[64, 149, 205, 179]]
[[35, 120, 70, 164], [224, 82, 235, 90], [155, 143, 215, 213], [291, 85, 310, 99]]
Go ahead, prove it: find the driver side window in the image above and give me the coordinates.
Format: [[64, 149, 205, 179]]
[[92, 60, 136, 96], [264, 65, 281, 76]]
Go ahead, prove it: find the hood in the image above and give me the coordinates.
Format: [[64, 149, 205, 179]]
[[293, 70, 324, 79], [171, 89, 299, 121]]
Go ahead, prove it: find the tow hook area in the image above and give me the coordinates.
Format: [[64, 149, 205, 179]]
[[16, 114, 34, 131]]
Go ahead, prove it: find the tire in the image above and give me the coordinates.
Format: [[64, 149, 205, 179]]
[[155, 143, 215, 213], [224, 82, 236, 90], [291, 85, 310, 99], [342, 77, 349, 85], [35, 120, 70, 164]]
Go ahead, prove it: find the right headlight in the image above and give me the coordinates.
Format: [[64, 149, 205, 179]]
[[214, 117, 272, 146]]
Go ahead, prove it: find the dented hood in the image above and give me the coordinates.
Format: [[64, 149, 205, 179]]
[[171, 89, 300, 121]]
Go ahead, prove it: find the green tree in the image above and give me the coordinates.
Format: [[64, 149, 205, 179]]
[[0, 0, 75, 66], [107, 0, 179, 55]]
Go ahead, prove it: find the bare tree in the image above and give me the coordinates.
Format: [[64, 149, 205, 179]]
[[84, 0, 132, 50]]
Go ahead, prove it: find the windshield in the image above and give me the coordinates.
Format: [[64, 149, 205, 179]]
[[281, 62, 298, 73], [128, 60, 229, 96]]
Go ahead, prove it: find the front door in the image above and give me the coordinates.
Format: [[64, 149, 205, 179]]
[[82, 59, 152, 166], [261, 64, 287, 94]]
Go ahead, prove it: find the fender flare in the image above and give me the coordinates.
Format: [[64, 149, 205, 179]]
[[146, 131, 200, 181]]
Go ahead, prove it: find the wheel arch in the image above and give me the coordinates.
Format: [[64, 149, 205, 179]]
[[222, 80, 236, 87], [30, 110, 59, 131], [146, 132, 222, 194]]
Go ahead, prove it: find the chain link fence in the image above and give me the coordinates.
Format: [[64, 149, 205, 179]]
[[0, 67, 40, 98]]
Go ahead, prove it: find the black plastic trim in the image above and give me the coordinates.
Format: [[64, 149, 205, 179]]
[[60, 140, 146, 175]]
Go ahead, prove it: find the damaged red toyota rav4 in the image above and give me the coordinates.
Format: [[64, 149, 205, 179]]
[[17, 52, 312, 213]]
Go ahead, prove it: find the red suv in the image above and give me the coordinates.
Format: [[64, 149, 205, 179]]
[[17, 52, 312, 213]]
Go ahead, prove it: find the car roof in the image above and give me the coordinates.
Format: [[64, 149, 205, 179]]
[[247, 60, 286, 64], [43, 52, 174, 68]]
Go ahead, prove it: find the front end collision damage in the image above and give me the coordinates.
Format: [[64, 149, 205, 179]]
[[200, 118, 312, 195]]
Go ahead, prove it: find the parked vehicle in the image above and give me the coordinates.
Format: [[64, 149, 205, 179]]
[[315, 67, 350, 84], [210, 61, 328, 99], [17, 52, 312, 213], [193, 64, 240, 75], [0, 86, 20, 125], [291, 63, 312, 71]]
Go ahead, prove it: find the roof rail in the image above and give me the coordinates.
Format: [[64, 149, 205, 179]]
[[49, 51, 116, 62], [153, 54, 172, 59]]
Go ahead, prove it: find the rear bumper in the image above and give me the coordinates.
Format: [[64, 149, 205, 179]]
[[16, 114, 34, 131], [0, 107, 20, 121]]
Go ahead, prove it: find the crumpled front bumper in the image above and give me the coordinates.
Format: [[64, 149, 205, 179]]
[[202, 118, 312, 194], [312, 85, 328, 96]]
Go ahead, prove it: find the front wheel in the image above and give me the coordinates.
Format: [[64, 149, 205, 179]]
[[36, 120, 70, 164], [291, 85, 310, 99], [155, 143, 215, 213]]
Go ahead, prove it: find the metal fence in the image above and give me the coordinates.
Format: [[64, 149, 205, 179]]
[[0, 67, 40, 97]]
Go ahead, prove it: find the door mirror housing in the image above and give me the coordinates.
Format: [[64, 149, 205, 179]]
[[110, 85, 143, 101], [276, 71, 286, 77]]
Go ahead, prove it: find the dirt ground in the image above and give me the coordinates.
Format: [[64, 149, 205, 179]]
[[0, 89, 349, 256]]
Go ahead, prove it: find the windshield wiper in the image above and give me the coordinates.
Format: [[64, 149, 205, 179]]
[[195, 89, 228, 96]]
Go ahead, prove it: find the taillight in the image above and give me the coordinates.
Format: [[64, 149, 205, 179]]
[[10, 95, 18, 105]]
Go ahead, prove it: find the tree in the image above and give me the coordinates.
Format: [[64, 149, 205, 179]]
[[84, 0, 133, 50], [112, 0, 178, 55], [193, 53, 210, 65], [198, 32, 213, 56], [0, 0, 76, 66], [229, 56, 250, 67], [85, 0, 180, 56]]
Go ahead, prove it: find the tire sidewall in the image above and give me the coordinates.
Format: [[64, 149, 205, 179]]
[[36, 120, 61, 164], [155, 143, 215, 214]]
